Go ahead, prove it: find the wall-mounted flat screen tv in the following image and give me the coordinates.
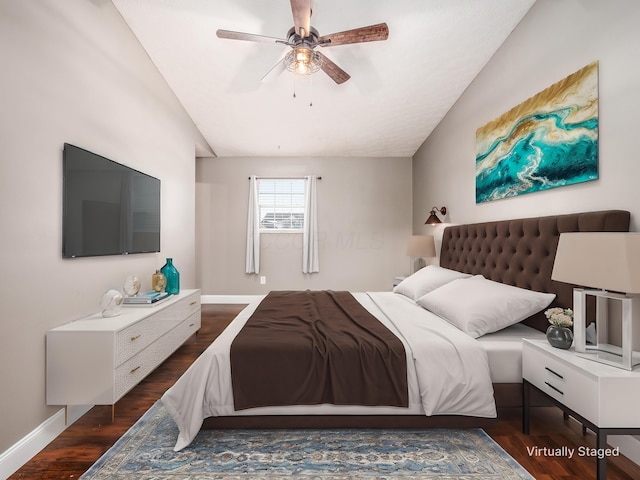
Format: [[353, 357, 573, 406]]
[[63, 143, 161, 258]]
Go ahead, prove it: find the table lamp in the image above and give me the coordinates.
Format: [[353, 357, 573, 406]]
[[551, 232, 640, 370], [407, 235, 436, 273]]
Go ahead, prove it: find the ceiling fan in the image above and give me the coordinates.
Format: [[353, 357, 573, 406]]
[[216, 0, 389, 85]]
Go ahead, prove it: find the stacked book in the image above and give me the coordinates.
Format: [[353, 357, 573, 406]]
[[123, 291, 170, 305]]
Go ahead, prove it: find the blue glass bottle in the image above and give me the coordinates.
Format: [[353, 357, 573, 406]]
[[160, 258, 180, 295]]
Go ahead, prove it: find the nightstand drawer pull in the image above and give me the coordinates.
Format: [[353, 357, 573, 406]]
[[545, 367, 563, 379], [544, 381, 564, 395]]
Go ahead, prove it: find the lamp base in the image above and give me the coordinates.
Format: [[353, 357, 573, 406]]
[[573, 288, 640, 371], [577, 345, 640, 371]]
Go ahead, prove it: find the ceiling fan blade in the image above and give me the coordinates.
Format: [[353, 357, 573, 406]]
[[216, 29, 285, 44], [317, 52, 350, 85], [319, 23, 389, 46], [290, 0, 311, 37], [261, 58, 287, 83]]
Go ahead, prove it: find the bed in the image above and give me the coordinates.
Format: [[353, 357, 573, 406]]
[[162, 210, 630, 451]]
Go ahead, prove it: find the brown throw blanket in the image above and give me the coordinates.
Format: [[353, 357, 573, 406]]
[[230, 290, 409, 410]]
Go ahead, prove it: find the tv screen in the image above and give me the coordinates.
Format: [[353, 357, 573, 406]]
[[63, 143, 161, 258]]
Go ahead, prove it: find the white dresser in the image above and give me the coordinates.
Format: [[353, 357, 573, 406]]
[[522, 338, 640, 479], [46, 289, 201, 407]]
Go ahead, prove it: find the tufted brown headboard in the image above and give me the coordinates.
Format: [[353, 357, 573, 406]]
[[439, 210, 631, 332]]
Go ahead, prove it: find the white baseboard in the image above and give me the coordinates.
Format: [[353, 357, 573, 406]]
[[201, 294, 262, 304], [0, 405, 91, 480]]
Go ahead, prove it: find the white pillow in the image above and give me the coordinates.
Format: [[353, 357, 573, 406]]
[[393, 265, 471, 300], [416, 276, 555, 338]]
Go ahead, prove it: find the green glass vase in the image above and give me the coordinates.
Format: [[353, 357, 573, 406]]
[[160, 258, 180, 295]]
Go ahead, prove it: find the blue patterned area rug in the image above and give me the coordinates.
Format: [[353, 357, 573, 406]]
[[81, 401, 533, 479]]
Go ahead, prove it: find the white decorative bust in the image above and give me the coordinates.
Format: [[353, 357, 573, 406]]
[[100, 289, 124, 317]]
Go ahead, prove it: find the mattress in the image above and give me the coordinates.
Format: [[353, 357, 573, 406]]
[[476, 323, 546, 383]]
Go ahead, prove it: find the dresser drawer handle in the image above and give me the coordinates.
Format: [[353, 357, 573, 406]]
[[190, 301, 198, 306], [189, 323, 195, 327], [545, 367, 563, 379], [544, 381, 564, 395], [130, 366, 141, 374], [130, 334, 141, 342]]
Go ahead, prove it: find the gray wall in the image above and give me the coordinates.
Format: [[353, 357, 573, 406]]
[[413, 0, 640, 239], [0, 0, 207, 455], [196, 156, 413, 294], [411, 0, 640, 458]]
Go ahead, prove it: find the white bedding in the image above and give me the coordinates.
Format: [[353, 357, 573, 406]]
[[162, 292, 497, 451], [476, 323, 546, 382]]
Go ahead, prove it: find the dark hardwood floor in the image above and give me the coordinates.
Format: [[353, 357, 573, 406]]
[[9, 304, 640, 479]]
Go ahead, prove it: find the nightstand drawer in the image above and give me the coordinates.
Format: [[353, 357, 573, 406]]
[[523, 342, 598, 423]]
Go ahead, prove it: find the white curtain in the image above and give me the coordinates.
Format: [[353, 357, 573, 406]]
[[245, 175, 260, 273], [302, 175, 319, 273]]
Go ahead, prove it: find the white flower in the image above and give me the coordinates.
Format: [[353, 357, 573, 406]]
[[545, 307, 573, 327], [544, 307, 564, 319]]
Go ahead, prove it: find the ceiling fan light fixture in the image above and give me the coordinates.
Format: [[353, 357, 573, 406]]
[[285, 46, 322, 76]]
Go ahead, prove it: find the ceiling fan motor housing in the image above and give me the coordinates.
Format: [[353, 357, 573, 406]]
[[286, 26, 320, 45]]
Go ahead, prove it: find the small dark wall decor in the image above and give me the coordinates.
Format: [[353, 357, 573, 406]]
[[475, 61, 599, 203]]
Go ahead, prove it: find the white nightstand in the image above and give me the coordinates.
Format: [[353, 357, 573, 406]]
[[522, 339, 640, 480]]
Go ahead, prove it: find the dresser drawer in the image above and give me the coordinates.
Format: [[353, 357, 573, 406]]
[[523, 342, 598, 423], [113, 311, 201, 400], [114, 350, 152, 401], [115, 314, 166, 366], [169, 292, 201, 321], [115, 294, 200, 366], [177, 311, 201, 337]]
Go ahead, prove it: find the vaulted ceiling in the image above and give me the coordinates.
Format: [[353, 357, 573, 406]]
[[112, 0, 536, 158]]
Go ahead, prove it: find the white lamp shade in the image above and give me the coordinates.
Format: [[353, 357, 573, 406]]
[[552, 232, 640, 293], [406, 235, 436, 258]]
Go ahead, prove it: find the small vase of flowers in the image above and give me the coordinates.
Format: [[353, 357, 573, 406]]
[[544, 307, 574, 349]]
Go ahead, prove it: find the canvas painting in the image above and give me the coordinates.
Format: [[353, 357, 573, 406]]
[[475, 61, 599, 203]]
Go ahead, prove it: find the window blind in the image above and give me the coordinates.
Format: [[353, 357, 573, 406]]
[[258, 178, 306, 231]]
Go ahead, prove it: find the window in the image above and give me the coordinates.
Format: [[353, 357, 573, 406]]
[[258, 178, 306, 232]]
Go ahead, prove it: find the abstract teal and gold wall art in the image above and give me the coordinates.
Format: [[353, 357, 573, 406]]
[[475, 61, 598, 203]]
